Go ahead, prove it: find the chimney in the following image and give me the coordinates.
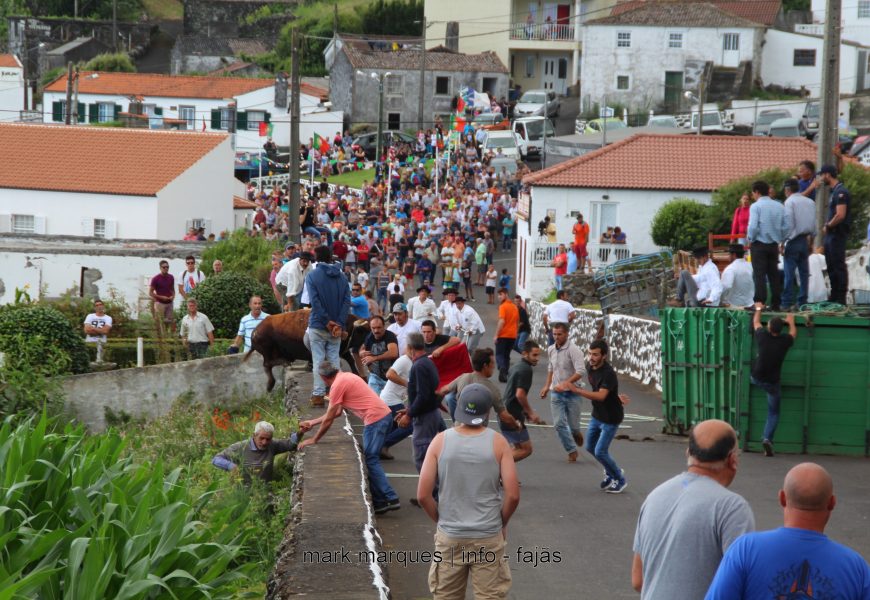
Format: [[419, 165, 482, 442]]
[[446, 22, 459, 53], [275, 71, 288, 109]]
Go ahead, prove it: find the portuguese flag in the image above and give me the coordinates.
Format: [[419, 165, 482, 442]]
[[313, 132, 330, 154], [258, 121, 273, 137]]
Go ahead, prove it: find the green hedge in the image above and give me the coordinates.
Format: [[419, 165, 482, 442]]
[[182, 272, 280, 339], [0, 305, 90, 374]]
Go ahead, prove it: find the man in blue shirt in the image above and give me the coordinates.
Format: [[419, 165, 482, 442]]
[[706, 462, 870, 600], [819, 164, 852, 304], [746, 180, 786, 310], [230, 295, 269, 353]]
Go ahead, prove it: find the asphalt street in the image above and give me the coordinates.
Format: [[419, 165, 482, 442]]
[[365, 248, 870, 600]]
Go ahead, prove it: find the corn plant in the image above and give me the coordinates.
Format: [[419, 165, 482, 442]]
[[0, 413, 259, 599]]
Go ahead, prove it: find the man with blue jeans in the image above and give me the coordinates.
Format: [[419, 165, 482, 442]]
[[566, 339, 629, 493], [781, 178, 816, 310], [540, 322, 586, 462], [299, 363, 400, 514], [360, 315, 398, 396], [305, 245, 351, 407], [750, 303, 796, 457]]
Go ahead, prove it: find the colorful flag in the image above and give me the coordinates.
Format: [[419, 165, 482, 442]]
[[453, 115, 466, 132], [201, 116, 206, 132], [313, 132, 330, 154], [258, 121, 273, 137], [456, 95, 466, 113]]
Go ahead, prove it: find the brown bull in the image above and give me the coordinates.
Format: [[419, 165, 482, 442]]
[[242, 309, 370, 392]]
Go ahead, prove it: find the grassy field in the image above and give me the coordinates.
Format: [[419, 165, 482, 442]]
[[328, 168, 376, 189], [141, 0, 183, 20]]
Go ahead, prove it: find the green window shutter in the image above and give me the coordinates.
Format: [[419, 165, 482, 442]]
[[52, 101, 63, 122], [155, 107, 163, 116], [114, 104, 121, 120], [264, 111, 271, 123], [77, 102, 85, 123], [236, 110, 247, 131], [88, 103, 99, 123], [211, 108, 221, 130]]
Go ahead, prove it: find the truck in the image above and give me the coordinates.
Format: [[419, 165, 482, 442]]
[[512, 116, 555, 159]]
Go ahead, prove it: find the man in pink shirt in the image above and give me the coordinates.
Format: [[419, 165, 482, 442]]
[[299, 362, 400, 514]]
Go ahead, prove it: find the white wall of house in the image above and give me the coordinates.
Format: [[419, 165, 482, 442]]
[[155, 137, 235, 239], [580, 24, 758, 108], [515, 185, 711, 299], [809, 0, 870, 47], [0, 62, 24, 118], [762, 30, 863, 95], [42, 86, 343, 153]]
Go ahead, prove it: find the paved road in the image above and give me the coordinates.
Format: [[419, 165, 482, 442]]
[[367, 248, 870, 599], [525, 95, 579, 171]]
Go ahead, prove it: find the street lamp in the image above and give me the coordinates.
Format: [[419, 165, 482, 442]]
[[19, 42, 44, 111], [357, 70, 393, 175], [684, 89, 703, 136]]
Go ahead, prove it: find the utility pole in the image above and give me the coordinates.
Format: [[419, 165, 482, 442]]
[[376, 74, 385, 173], [289, 28, 302, 243], [112, 0, 118, 52], [601, 94, 607, 148], [697, 78, 705, 136], [333, 2, 338, 35], [64, 62, 74, 125], [542, 94, 549, 167], [72, 65, 80, 124], [418, 16, 427, 131], [816, 0, 841, 245]]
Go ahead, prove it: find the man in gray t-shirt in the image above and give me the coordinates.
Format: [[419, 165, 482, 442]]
[[632, 419, 754, 600]]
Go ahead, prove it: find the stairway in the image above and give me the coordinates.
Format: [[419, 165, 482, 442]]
[[707, 67, 738, 102]]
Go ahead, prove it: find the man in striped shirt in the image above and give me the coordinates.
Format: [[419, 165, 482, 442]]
[[230, 295, 269, 353]]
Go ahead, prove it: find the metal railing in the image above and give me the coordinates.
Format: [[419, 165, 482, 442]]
[[532, 240, 632, 268], [510, 22, 575, 41], [795, 24, 824, 36]]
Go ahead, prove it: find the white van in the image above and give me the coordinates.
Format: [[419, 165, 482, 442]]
[[482, 130, 521, 158], [512, 117, 555, 158]]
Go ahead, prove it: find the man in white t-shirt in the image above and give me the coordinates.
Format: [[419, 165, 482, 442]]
[[436, 289, 460, 336], [379, 351, 414, 460], [543, 290, 576, 346], [407, 286, 438, 324], [387, 303, 423, 355], [83, 299, 113, 343], [177, 255, 206, 299], [453, 296, 485, 353]]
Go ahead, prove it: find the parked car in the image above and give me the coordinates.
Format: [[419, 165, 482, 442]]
[[471, 112, 510, 131], [582, 117, 627, 135], [689, 109, 733, 133], [482, 130, 521, 158], [767, 118, 808, 138], [512, 116, 555, 158], [753, 109, 792, 136], [514, 89, 560, 118], [351, 130, 416, 159], [489, 156, 523, 176], [646, 115, 679, 128], [802, 101, 820, 139]]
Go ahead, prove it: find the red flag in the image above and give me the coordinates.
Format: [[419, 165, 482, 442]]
[[201, 116, 206, 132], [313, 133, 330, 154], [430, 343, 473, 388], [258, 121, 268, 136], [456, 96, 466, 113], [453, 115, 466, 132]]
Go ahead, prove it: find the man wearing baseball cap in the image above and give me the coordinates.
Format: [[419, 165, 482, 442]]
[[417, 384, 519, 599], [387, 302, 422, 355]]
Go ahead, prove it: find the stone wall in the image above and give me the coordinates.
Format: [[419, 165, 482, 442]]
[[61, 353, 283, 431], [183, 0, 290, 37], [527, 302, 662, 390]]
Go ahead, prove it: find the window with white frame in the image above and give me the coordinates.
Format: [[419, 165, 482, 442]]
[[11, 214, 34, 234], [668, 32, 683, 48], [97, 102, 114, 123], [526, 56, 535, 77], [385, 75, 403, 96], [617, 31, 631, 47], [616, 75, 630, 90], [93, 219, 106, 238], [859, 0, 870, 18], [247, 110, 265, 130], [220, 107, 231, 130], [179, 106, 195, 129]]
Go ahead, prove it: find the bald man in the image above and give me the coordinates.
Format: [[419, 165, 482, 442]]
[[706, 463, 870, 599], [632, 419, 755, 600]]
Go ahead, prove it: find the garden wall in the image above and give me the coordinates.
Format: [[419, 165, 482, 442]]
[[62, 354, 282, 431], [527, 302, 663, 390]]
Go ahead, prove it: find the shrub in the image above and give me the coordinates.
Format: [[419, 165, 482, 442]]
[[651, 198, 710, 251], [182, 272, 280, 338], [0, 305, 90, 374], [200, 229, 282, 283], [839, 162, 870, 249], [0, 333, 69, 418], [45, 287, 134, 339], [707, 168, 793, 235], [82, 52, 136, 72]]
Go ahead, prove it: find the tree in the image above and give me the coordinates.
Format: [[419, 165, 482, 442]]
[[83, 53, 136, 73], [360, 0, 423, 36], [200, 229, 282, 283], [651, 198, 710, 252], [0, 305, 90, 375]]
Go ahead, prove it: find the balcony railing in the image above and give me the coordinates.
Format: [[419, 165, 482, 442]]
[[795, 23, 824, 36], [532, 241, 631, 269], [510, 22, 576, 41]]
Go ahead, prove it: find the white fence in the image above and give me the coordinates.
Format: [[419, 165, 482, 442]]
[[510, 22, 575, 41], [532, 240, 631, 269]]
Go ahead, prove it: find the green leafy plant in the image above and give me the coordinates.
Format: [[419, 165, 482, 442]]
[[200, 229, 282, 282], [651, 198, 710, 251], [46, 287, 134, 339], [82, 52, 136, 72], [0, 304, 90, 374], [0, 333, 69, 418], [181, 272, 280, 339], [707, 167, 793, 235]]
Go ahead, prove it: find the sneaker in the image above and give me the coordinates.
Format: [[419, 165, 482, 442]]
[[373, 502, 390, 515], [567, 451, 578, 462], [600, 468, 624, 491], [384, 498, 400, 512], [606, 479, 628, 494], [762, 439, 774, 457]]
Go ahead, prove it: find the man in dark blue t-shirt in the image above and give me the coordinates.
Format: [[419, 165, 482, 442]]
[[819, 164, 851, 304], [706, 462, 870, 600]]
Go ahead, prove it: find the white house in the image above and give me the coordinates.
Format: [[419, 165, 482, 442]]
[[41, 72, 343, 153], [0, 54, 25, 119], [580, 2, 765, 111], [0, 123, 236, 240], [762, 29, 870, 96], [516, 133, 817, 299], [803, 0, 870, 48]]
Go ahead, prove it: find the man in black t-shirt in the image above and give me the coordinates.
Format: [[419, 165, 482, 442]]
[[819, 165, 851, 304], [360, 315, 399, 396], [419, 319, 460, 358], [500, 341, 544, 462], [751, 302, 797, 457], [567, 339, 630, 494]]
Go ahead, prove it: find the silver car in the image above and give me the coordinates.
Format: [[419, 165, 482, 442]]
[[754, 109, 792, 136], [514, 89, 560, 118]]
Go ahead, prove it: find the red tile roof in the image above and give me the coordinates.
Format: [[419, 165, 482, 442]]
[[608, 0, 780, 26], [44, 71, 272, 99], [0, 54, 22, 68], [0, 123, 227, 196], [523, 134, 816, 191], [593, 1, 761, 27], [233, 195, 257, 209]]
